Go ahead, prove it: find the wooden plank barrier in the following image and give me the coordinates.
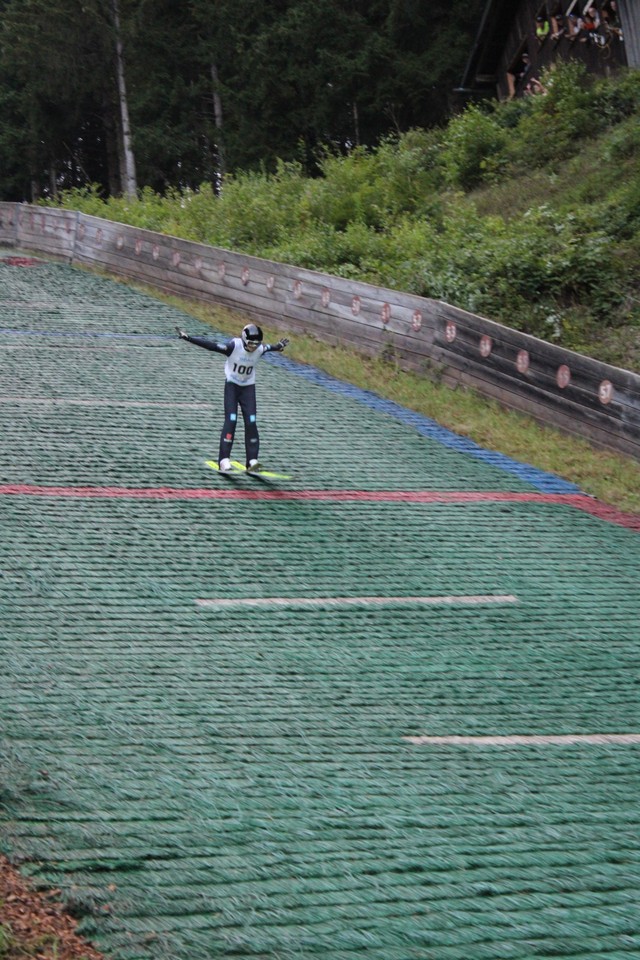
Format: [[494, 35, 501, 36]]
[[11, 206, 78, 260], [1, 203, 638, 459], [0, 202, 18, 247]]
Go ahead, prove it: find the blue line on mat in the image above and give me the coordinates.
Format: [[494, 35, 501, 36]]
[[271, 353, 582, 494], [3, 324, 580, 493]]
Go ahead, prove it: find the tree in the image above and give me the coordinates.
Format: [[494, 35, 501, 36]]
[[0, 0, 139, 199], [185, 0, 486, 174], [111, 0, 137, 197], [0, 0, 486, 199], [0, 0, 104, 198]]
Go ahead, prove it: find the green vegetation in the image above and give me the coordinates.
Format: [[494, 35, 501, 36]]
[[52, 64, 640, 370], [0, 924, 13, 957], [0, 924, 57, 960], [0, 0, 483, 199], [0, 918, 87, 960]]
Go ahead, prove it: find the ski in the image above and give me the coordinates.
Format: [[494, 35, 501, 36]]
[[205, 460, 291, 479], [205, 460, 242, 476]]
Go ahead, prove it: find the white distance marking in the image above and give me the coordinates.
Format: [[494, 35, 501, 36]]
[[196, 594, 518, 609], [404, 734, 640, 745]]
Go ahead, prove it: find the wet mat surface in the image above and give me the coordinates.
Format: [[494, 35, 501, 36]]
[[1, 260, 639, 960]]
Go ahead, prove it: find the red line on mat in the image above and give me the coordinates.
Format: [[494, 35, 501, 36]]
[[1, 483, 639, 530]]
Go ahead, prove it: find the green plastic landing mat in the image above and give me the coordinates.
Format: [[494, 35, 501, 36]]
[[1, 258, 639, 960]]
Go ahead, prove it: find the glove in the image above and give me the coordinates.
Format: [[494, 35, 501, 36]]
[[175, 326, 188, 340], [277, 337, 289, 350]]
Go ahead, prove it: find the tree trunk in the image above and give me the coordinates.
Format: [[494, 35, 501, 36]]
[[103, 91, 121, 198], [111, 0, 137, 197], [210, 61, 226, 184]]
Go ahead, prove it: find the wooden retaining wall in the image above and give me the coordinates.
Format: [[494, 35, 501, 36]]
[[0, 202, 17, 247], [1, 202, 639, 459]]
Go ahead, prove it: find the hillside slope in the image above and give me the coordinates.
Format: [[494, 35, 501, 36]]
[[51, 63, 640, 372]]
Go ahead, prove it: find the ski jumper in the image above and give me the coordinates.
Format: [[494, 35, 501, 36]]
[[183, 335, 283, 465]]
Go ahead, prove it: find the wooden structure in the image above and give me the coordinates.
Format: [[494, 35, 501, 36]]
[[619, 0, 640, 68], [460, 0, 630, 101], [1, 201, 639, 460]]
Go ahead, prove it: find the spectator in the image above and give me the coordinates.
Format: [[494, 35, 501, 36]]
[[506, 52, 531, 99], [536, 14, 550, 42], [601, 0, 624, 39], [524, 76, 548, 96], [550, 9, 565, 40], [579, 5, 600, 41], [602, 0, 619, 21], [565, 10, 583, 40], [585, 4, 600, 27]]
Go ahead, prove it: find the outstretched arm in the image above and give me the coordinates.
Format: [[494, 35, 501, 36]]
[[175, 327, 232, 355], [265, 337, 290, 353]]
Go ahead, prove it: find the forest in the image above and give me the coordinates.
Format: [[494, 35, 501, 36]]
[[0, 0, 484, 200]]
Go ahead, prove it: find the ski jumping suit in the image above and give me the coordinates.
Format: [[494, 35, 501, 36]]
[[182, 335, 285, 465]]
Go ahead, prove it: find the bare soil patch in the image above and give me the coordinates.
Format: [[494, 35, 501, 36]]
[[0, 856, 103, 960]]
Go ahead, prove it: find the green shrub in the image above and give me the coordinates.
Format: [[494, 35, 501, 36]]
[[601, 176, 640, 240], [265, 221, 342, 271], [604, 114, 640, 163], [594, 68, 640, 125], [212, 163, 308, 251], [406, 198, 623, 338], [371, 130, 446, 217], [304, 148, 386, 230], [440, 104, 508, 190], [507, 62, 601, 168], [47, 183, 107, 215]]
